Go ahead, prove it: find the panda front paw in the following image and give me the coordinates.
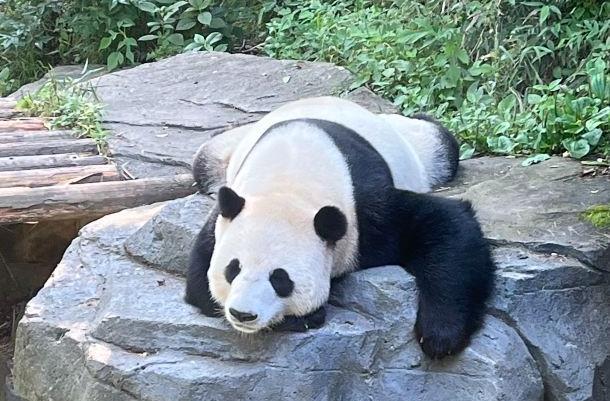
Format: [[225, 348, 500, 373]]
[[414, 312, 471, 360], [272, 306, 326, 332]]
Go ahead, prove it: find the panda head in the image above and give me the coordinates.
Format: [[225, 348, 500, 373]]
[[208, 186, 347, 333]]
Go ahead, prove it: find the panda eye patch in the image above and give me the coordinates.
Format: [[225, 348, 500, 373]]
[[269, 268, 294, 298], [225, 259, 241, 284]]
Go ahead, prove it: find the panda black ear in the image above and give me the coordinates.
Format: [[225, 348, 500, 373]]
[[218, 186, 245, 219], [314, 206, 347, 244]]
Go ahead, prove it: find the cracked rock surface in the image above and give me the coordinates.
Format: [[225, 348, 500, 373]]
[[92, 52, 395, 179], [12, 155, 609, 401]]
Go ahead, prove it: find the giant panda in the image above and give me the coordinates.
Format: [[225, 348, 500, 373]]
[[186, 97, 495, 359]]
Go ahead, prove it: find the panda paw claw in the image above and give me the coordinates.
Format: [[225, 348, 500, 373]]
[[272, 306, 326, 333], [414, 315, 470, 360]]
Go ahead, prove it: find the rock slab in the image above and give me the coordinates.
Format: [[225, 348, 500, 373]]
[[12, 203, 543, 401], [91, 52, 396, 179]]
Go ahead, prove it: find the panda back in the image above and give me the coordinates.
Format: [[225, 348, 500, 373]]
[[225, 97, 430, 193]]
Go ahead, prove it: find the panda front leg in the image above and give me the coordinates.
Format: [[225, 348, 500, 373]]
[[185, 207, 224, 317], [393, 190, 495, 359]]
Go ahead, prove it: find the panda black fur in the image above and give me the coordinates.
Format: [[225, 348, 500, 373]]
[[186, 97, 495, 359]]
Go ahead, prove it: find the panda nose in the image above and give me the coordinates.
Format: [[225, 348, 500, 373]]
[[229, 308, 258, 322]]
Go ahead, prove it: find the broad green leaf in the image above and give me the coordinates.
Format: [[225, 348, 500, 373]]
[[382, 68, 395, 77], [539, 5, 550, 24], [527, 94, 543, 105], [214, 44, 228, 52], [487, 135, 514, 154], [193, 34, 205, 44], [168, 1, 188, 10], [207, 32, 222, 45], [562, 138, 590, 159], [515, 132, 530, 144], [456, 49, 469, 64], [137, 1, 157, 13], [183, 43, 202, 52], [99, 37, 112, 50], [107, 52, 121, 70], [468, 63, 493, 77], [125, 48, 134, 63], [0, 67, 9, 81], [495, 121, 511, 134], [521, 154, 550, 166], [582, 129, 602, 147], [118, 18, 135, 28], [549, 5, 561, 17], [589, 73, 606, 100], [138, 34, 158, 41], [585, 118, 603, 131], [209, 17, 226, 29], [466, 82, 480, 104], [176, 18, 196, 30], [498, 94, 516, 113], [167, 33, 184, 45], [198, 11, 212, 25], [459, 143, 475, 160]]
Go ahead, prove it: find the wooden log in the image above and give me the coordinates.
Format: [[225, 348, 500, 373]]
[[0, 118, 46, 132], [0, 138, 97, 157], [0, 174, 197, 224], [0, 130, 74, 143], [0, 165, 120, 188], [0, 153, 107, 172]]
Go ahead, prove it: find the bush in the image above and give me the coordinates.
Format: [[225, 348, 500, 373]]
[[0, 0, 275, 95], [264, 0, 610, 159]]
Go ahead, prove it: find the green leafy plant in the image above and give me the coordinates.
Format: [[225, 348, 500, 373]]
[[1, 0, 277, 94], [17, 68, 108, 151], [264, 0, 610, 160]]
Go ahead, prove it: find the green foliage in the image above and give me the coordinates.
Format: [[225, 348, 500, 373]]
[[582, 204, 610, 229], [17, 70, 108, 151], [0, 0, 277, 95], [264, 0, 610, 160]]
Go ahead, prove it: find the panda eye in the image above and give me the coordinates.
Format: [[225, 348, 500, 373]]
[[269, 268, 294, 298], [225, 259, 241, 284]]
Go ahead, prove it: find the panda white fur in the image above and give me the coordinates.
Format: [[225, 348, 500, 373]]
[[186, 97, 495, 359]]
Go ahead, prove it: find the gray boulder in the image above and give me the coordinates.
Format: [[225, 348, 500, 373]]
[[91, 52, 396, 179], [443, 157, 609, 271], [12, 203, 543, 401]]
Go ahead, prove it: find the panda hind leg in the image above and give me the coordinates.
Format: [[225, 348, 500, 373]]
[[393, 189, 495, 359]]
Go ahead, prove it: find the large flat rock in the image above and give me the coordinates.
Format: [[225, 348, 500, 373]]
[[12, 205, 542, 401], [443, 157, 609, 271], [92, 52, 396, 178], [15, 158, 610, 401]]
